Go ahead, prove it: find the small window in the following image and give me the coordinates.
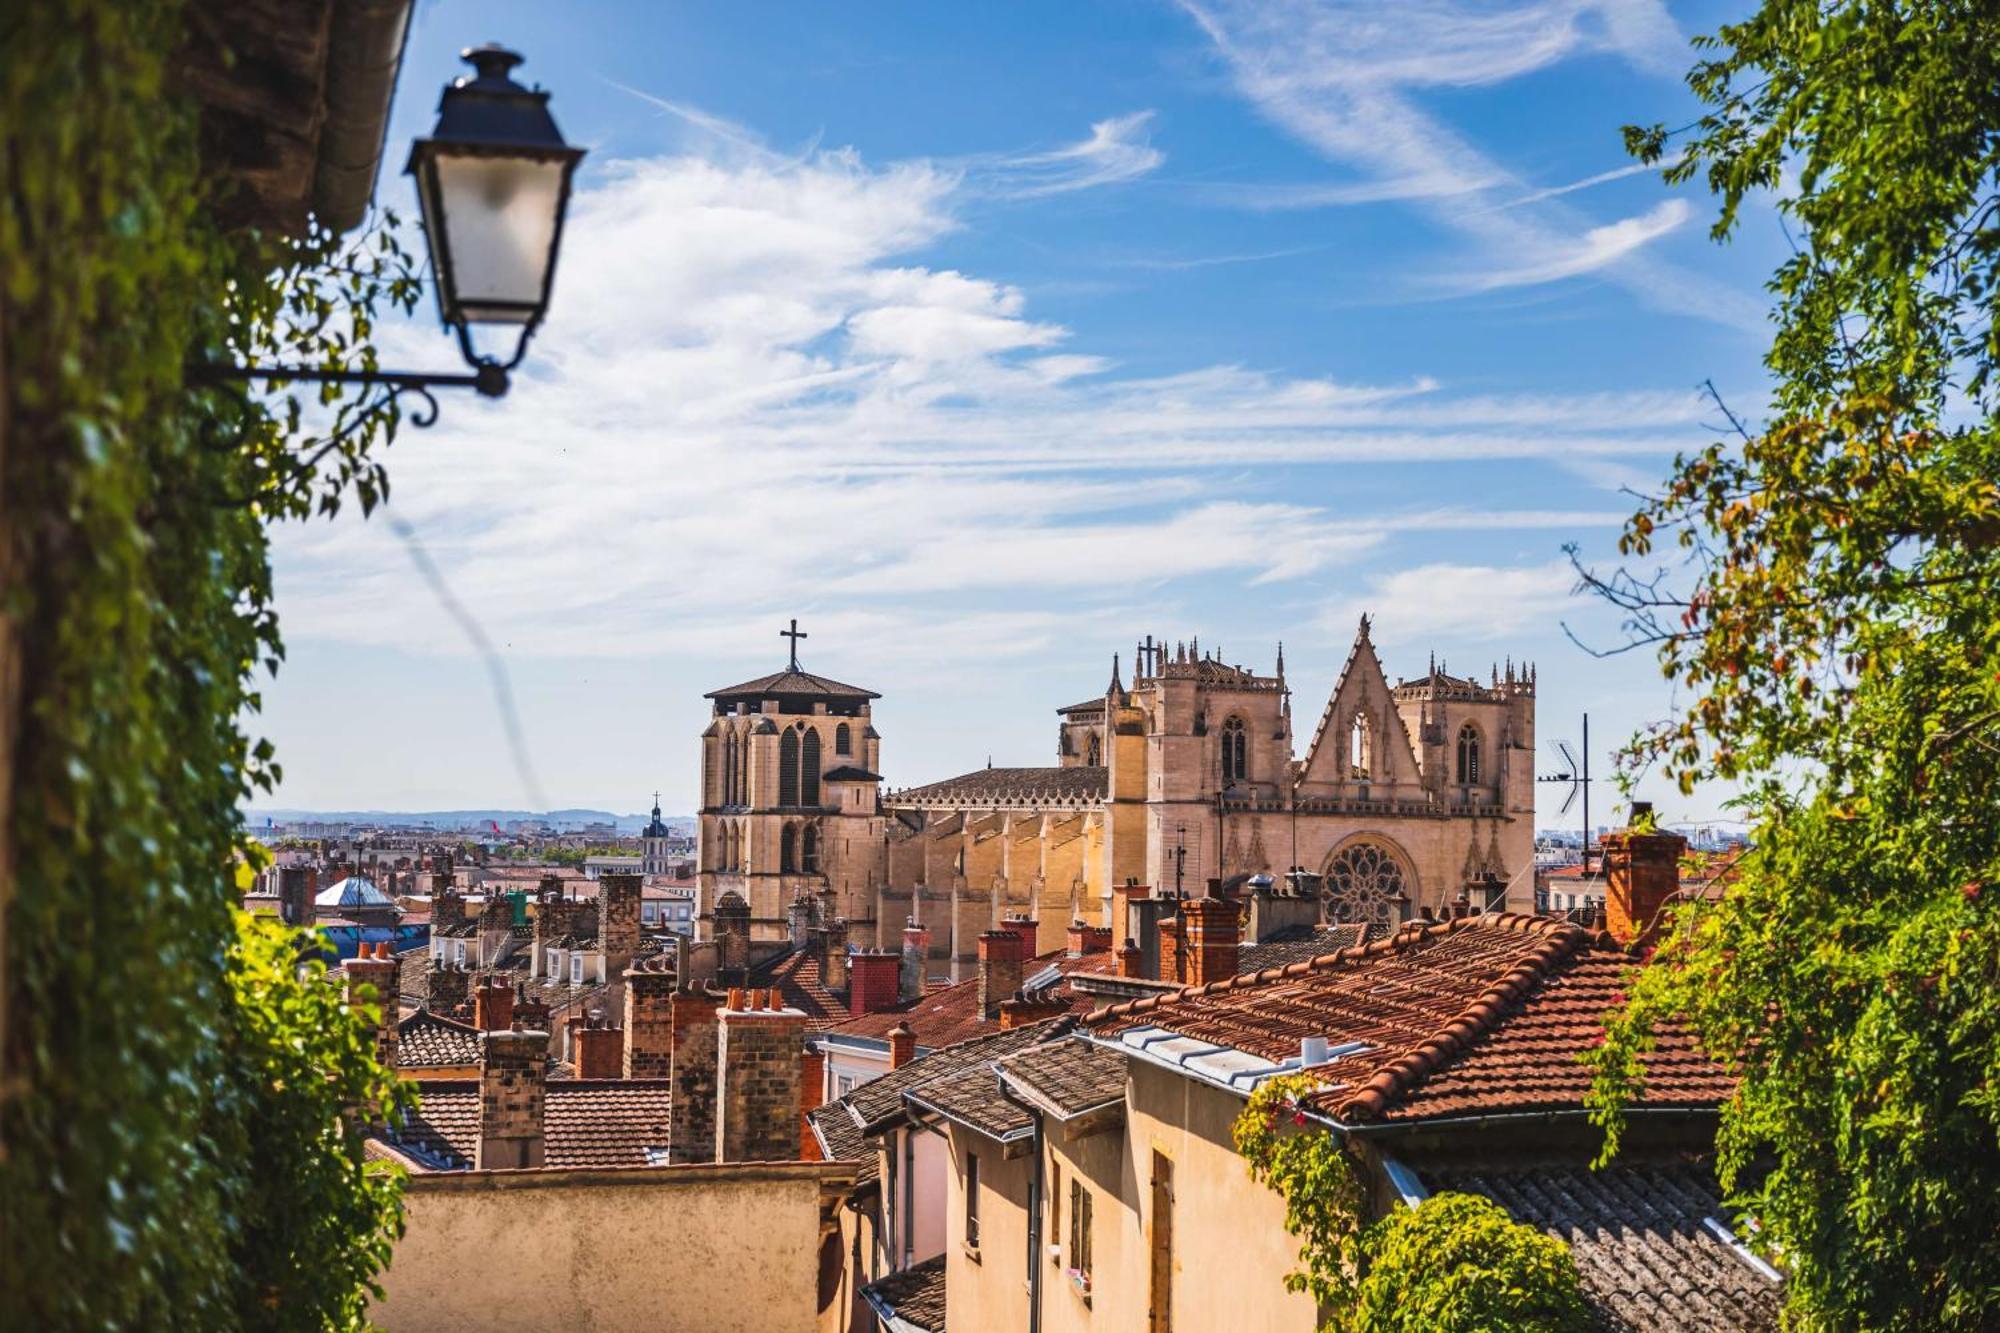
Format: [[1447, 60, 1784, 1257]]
[[1068, 1178, 1093, 1289], [835, 1073, 856, 1096], [836, 722, 852, 756], [1456, 723, 1481, 785], [1050, 1161, 1062, 1261], [571, 953, 583, 984], [801, 824, 820, 874], [965, 1152, 981, 1250]]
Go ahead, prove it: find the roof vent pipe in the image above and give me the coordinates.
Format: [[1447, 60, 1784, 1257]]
[[1300, 1036, 1330, 1067]]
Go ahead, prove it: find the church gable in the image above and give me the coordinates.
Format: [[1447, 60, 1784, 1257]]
[[1297, 617, 1422, 788]]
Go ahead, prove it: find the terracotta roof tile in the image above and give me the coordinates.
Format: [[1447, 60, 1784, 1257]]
[[843, 1021, 1063, 1135], [862, 1254, 947, 1332], [825, 950, 1099, 1051], [1419, 1158, 1780, 1331], [705, 668, 878, 701], [1236, 921, 1373, 973], [993, 1036, 1128, 1119], [1086, 913, 1730, 1125], [749, 947, 851, 1030], [807, 1102, 873, 1182], [383, 1079, 673, 1170]]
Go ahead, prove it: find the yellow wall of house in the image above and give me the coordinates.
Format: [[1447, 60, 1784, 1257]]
[[372, 1162, 852, 1333], [943, 1127, 1035, 1333]]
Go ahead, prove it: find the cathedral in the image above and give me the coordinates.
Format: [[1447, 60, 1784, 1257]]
[[696, 618, 1535, 978]]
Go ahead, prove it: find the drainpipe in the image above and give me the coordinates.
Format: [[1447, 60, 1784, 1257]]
[[995, 1071, 1045, 1333]]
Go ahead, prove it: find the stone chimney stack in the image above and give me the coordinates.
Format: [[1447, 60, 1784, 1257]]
[[1182, 896, 1240, 987], [1117, 938, 1144, 978], [1066, 920, 1111, 958], [1601, 804, 1686, 950], [821, 918, 849, 992], [1000, 990, 1069, 1030], [598, 872, 643, 979], [344, 941, 400, 1069], [787, 890, 816, 948], [849, 951, 902, 1015], [667, 988, 722, 1164], [476, 1024, 548, 1170], [575, 1014, 624, 1079], [623, 960, 676, 1078], [977, 929, 1026, 1020], [713, 892, 752, 979], [277, 865, 312, 927], [474, 975, 515, 1033], [887, 1020, 916, 1069], [429, 961, 470, 1022], [716, 996, 808, 1162], [430, 875, 465, 931], [900, 919, 931, 1001]]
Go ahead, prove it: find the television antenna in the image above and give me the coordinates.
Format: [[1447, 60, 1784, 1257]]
[[1537, 712, 1594, 875]]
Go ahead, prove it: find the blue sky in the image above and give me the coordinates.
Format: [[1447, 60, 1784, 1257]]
[[257, 0, 1781, 830]]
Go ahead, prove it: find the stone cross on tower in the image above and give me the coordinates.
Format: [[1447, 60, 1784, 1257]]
[[780, 618, 808, 671]]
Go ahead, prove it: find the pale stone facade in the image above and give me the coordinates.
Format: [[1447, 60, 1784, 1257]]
[[695, 620, 1533, 964], [877, 619, 1534, 977]]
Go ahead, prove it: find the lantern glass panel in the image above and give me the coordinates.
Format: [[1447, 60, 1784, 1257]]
[[430, 153, 569, 324]]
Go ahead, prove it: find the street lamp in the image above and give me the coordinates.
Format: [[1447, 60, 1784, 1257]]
[[407, 44, 585, 396], [197, 43, 586, 412]]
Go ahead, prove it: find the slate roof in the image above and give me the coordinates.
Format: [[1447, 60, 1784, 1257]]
[[382, 1079, 673, 1170], [861, 1254, 948, 1333], [1235, 921, 1374, 973], [845, 1021, 1065, 1136], [1055, 697, 1106, 716], [807, 1102, 871, 1172], [824, 949, 1101, 1052], [993, 1035, 1129, 1120], [887, 765, 1108, 805], [705, 668, 879, 701], [1419, 1158, 1781, 1332], [396, 1009, 482, 1069], [315, 875, 396, 909], [1087, 913, 1730, 1125], [822, 765, 883, 783]]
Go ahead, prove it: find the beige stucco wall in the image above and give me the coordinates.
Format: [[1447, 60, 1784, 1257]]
[[372, 1161, 854, 1333]]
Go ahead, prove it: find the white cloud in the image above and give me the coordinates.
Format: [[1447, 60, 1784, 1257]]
[[1324, 559, 1583, 642], [1463, 199, 1691, 290], [984, 111, 1166, 197], [1175, 0, 1760, 325]]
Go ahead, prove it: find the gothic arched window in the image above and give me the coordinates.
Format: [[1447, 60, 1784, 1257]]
[[1456, 723, 1482, 785], [780, 823, 797, 873], [836, 722, 852, 756], [1220, 716, 1248, 785], [1086, 732, 1101, 766], [801, 824, 820, 874], [779, 728, 800, 807], [802, 728, 822, 805], [1323, 841, 1409, 927], [1349, 713, 1372, 779], [722, 733, 737, 806]]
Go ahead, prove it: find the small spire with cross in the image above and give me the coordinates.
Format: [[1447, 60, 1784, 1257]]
[[780, 618, 808, 672]]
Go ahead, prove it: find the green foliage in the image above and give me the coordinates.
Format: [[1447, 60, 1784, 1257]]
[[1234, 1081, 1588, 1332], [1, 0, 417, 1325], [1581, 2, 2000, 1327], [1234, 1075, 1371, 1315], [1350, 1193, 1590, 1333]]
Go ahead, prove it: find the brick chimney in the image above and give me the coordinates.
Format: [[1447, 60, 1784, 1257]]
[[800, 1045, 827, 1161], [668, 988, 722, 1164], [344, 941, 400, 1069], [513, 990, 551, 1034], [887, 1020, 916, 1069], [977, 929, 1025, 1020], [849, 951, 902, 1015], [900, 919, 931, 1001], [1000, 914, 1039, 959], [575, 1014, 624, 1079], [1156, 915, 1183, 984], [623, 962, 675, 1078], [476, 1025, 548, 1169], [999, 990, 1070, 1030], [277, 864, 312, 927], [1066, 920, 1111, 957], [429, 961, 470, 1022], [598, 872, 643, 979], [1117, 937, 1144, 978], [1182, 896, 1240, 987], [1602, 804, 1686, 950], [474, 975, 515, 1033], [717, 996, 808, 1162]]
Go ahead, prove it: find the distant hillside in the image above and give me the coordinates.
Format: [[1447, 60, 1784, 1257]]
[[241, 808, 695, 835]]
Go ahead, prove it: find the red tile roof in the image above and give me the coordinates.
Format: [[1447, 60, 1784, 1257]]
[[384, 1079, 673, 1170], [1087, 913, 1729, 1125], [749, 947, 852, 1031], [886, 765, 1108, 806], [824, 950, 1102, 1051]]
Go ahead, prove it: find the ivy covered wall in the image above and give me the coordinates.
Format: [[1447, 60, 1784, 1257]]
[[1, 2, 409, 1325]]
